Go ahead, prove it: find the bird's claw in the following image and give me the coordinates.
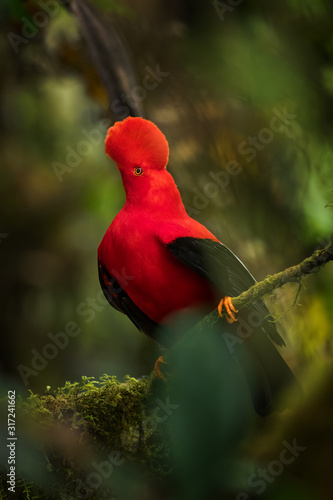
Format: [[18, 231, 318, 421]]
[[154, 355, 168, 379], [218, 296, 238, 323]]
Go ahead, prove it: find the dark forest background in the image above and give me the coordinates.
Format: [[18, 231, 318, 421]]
[[1, 0, 333, 498]]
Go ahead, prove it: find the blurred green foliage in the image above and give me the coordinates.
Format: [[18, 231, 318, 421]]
[[0, 0, 333, 498]]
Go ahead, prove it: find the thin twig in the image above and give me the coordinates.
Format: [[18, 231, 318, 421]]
[[201, 240, 333, 328]]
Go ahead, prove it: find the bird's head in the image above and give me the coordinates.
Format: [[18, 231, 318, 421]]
[[105, 117, 169, 177], [104, 117, 184, 211]]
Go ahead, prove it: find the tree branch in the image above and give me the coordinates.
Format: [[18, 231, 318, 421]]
[[198, 240, 333, 329]]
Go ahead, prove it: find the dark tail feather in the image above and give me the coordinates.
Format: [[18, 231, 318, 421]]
[[235, 331, 299, 416]]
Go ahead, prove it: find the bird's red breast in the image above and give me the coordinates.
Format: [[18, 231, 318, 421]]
[[98, 199, 219, 324]]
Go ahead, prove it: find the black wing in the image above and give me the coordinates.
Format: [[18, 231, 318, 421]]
[[165, 237, 285, 347], [98, 263, 172, 346]]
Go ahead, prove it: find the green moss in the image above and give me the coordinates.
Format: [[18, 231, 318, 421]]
[[0, 374, 174, 500]]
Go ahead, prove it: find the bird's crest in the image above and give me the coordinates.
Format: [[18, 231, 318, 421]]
[[105, 117, 169, 170]]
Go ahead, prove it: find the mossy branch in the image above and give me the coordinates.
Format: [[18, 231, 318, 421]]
[[200, 240, 333, 328]]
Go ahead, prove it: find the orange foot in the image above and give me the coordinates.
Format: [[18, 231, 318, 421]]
[[154, 355, 168, 379], [217, 296, 238, 324]]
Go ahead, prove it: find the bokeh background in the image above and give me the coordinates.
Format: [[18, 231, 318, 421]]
[[1, 0, 333, 498]]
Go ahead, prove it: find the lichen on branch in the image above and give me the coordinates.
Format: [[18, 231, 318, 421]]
[[199, 240, 333, 328]]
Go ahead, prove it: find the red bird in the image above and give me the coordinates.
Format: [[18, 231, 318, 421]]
[[98, 117, 297, 416]]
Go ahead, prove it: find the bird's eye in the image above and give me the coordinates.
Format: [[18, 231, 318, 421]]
[[134, 166, 143, 176]]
